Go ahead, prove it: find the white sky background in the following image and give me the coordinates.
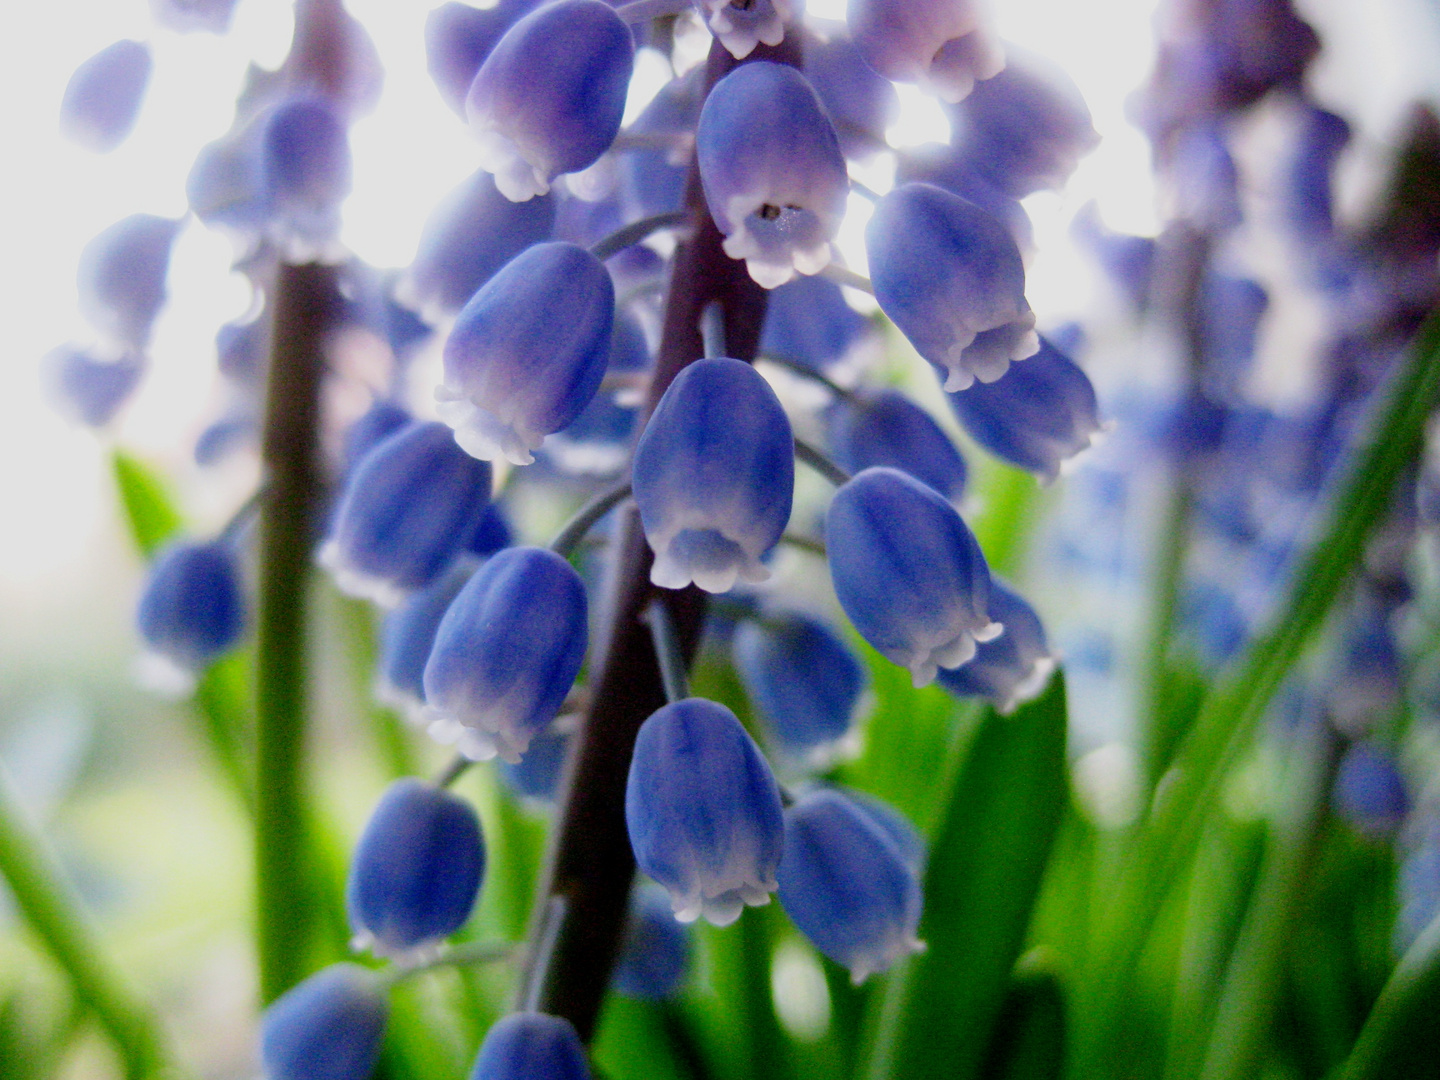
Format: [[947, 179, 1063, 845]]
[[0, 0, 1436, 623]]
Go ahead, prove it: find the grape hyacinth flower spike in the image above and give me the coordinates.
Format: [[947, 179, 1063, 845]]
[[260, 964, 388, 1080], [321, 421, 493, 606], [847, 0, 1003, 103], [347, 779, 486, 959], [693, 0, 796, 59], [777, 789, 924, 982], [867, 183, 1039, 391], [60, 39, 152, 152], [945, 336, 1105, 482], [626, 698, 785, 925], [697, 62, 849, 288], [936, 577, 1056, 712], [633, 357, 794, 593], [827, 467, 1000, 687], [470, 1013, 590, 1080], [423, 547, 588, 764], [465, 0, 634, 201], [136, 539, 246, 690], [439, 241, 614, 465]]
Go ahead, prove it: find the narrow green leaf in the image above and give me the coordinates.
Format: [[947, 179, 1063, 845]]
[[979, 957, 1067, 1080], [870, 672, 1069, 1080], [1335, 905, 1440, 1080], [192, 651, 254, 812], [594, 996, 698, 1080], [110, 450, 183, 559]]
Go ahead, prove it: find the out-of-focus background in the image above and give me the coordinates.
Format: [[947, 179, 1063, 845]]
[[1, 0, 1438, 1075]]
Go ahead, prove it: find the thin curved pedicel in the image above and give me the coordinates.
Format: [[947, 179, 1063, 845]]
[[847, 0, 1004, 103], [346, 778, 486, 959], [936, 577, 1056, 713], [692, 0, 796, 59], [423, 547, 588, 764], [60, 40, 152, 152], [945, 336, 1105, 482], [777, 788, 924, 982], [439, 242, 615, 466], [136, 539, 246, 688], [696, 62, 849, 289], [828, 388, 968, 504], [866, 183, 1038, 392], [77, 214, 182, 352], [320, 421, 493, 606], [465, 0, 635, 201], [626, 698, 785, 925], [632, 357, 794, 593], [469, 1013, 590, 1080], [826, 467, 999, 687], [260, 964, 388, 1080]]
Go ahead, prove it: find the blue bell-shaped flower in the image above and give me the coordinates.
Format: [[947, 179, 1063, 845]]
[[541, 313, 650, 477], [216, 317, 266, 385], [847, 0, 1003, 103], [376, 559, 475, 723], [626, 697, 785, 925], [804, 26, 901, 159], [342, 400, 413, 478], [827, 467, 998, 687], [77, 214, 182, 351], [732, 611, 866, 766], [935, 577, 1055, 713], [827, 389, 968, 504], [60, 39, 152, 152], [697, 62, 849, 288], [470, 1013, 589, 1080], [42, 345, 145, 428], [692, 0, 795, 59], [425, 0, 542, 117], [633, 357, 794, 593], [439, 241, 614, 466], [777, 788, 924, 982], [261, 96, 353, 253], [465, 0, 634, 201], [321, 421, 493, 606], [187, 118, 271, 237], [136, 539, 246, 683], [612, 884, 693, 1000], [759, 274, 873, 377], [866, 183, 1038, 391], [423, 547, 588, 764], [945, 336, 1104, 482], [347, 778, 486, 959], [401, 169, 556, 320], [260, 963, 388, 1080]]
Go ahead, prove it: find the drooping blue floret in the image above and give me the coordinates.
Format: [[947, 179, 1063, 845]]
[[440, 242, 614, 466], [425, 0, 543, 117], [804, 26, 901, 159], [77, 214, 182, 351], [626, 697, 785, 925], [343, 400, 412, 478], [347, 778, 486, 958], [612, 884, 693, 999], [847, 0, 1003, 103], [633, 358, 794, 593], [321, 421, 493, 606], [697, 62, 849, 288], [732, 610, 866, 765], [542, 314, 651, 477], [60, 40, 152, 153], [759, 275, 873, 376], [136, 539, 246, 675], [867, 183, 1038, 392], [1284, 104, 1350, 240], [424, 547, 588, 764], [943, 43, 1098, 198], [777, 789, 923, 982], [692, 0, 796, 59], [827, 467, 998, 687], [1333, 743, 1409, 838], [894, 145, 1033, 250], [377, 559, 475, 723], [467, 502, 514, 559], [216, 317, 266, 385], [260, 964, 388, 1080], [497, 719, 571, 802], [402, 169, 556, 320], [617, 71, 703, 219], [261, 96, 353, 252], [936, 578, 1055, 713], [470, 1013, 590, 1080], [828, 389, 968, 504], [150, 0, 240, 33], [465, 0, 634, 201], [187, 119, 271, 236], [42, 345, 144, 428], [945, 336, 1104, 482]]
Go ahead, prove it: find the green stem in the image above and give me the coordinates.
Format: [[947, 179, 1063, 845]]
[[1335, 903, 1440, 1079], [0, 763, 173, 1080], [254, 260, 340, 1003], [591, 212, 689, 261], [793, 437, 851, 487], [1139, 476, 1195, 791], [550, 480, 634, 560]]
